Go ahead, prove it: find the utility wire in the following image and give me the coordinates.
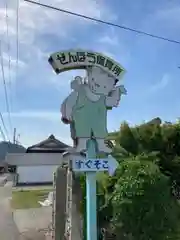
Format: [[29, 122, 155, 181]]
[[0, 113, 7, 141], [5, 0, 13, 135], [5, 0, 12, 88], [16, 0, 19, 85], [24, 0, 180, 45], [0, 41, 11, 141], [0, 124, 6, 141], [13, 0, 20, 144]]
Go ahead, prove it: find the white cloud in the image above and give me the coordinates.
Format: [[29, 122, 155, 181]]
[[97, 26, 119, 46], [133, 3, 180, 55], [4, 110, 60, 121], [0, 0, 121, 146], [95, 25, 131, 68], [0, 0, 115, 85], [142, 4, 180, 40], [0, 47, 26, 84], [98, 35, 118, 46], [2, 109, 120, 147], [0, 0, 112, 40], [155, 6, 180, 26], [149, 74, 170, 93], [0, 0, 115, 43], [2, 110, 73, 147], [2, 52, 25, 68], [20, 130, 73, 148]]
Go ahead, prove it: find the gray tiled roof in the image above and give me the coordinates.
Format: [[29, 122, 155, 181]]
[[26, 134, 71, 153]]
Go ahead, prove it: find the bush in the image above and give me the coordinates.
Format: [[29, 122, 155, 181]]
[[111, 158, 180, 240]]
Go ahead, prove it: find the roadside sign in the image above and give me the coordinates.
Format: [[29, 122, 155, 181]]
[[49, 49, 125, 80], [72, 156, 118, 176], [49, 49, 126, 240]]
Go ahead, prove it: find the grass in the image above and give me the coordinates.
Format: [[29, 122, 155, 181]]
[[11, 189, 52, 209]]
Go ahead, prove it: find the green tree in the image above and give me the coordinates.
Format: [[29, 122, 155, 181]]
[[110, 119, 180, 192], [136, 124, 162, 153], [78, 118, 180, 239], [116, 122, 139, 155]]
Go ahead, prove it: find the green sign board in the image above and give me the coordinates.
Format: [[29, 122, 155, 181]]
[[49, 49, 127, 153]]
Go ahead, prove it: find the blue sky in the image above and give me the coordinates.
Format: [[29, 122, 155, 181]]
[[0, 0, 180, 146]]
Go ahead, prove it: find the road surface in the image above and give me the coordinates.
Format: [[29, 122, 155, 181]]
[[0, 180, 50, 239], [0, 175, 82, 239], [0, 181, 20, 240]]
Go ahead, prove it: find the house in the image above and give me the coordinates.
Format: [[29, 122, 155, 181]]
[[5, 134, 112, 185], [5, 135, 72, 185]]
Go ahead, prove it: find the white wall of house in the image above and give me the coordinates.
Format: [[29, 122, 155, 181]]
[[17, 165, 59, 184], [5, 153, 67, 166], [5, 152, 85, 184]]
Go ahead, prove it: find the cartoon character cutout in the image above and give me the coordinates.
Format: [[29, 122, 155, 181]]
[[61, 66, 127, 154]]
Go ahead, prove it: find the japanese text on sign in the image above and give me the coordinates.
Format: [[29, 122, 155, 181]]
[[75, 159, 109, 170], [49, 50, 125, 79]]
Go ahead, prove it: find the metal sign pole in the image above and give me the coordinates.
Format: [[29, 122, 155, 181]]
[[86, 139, 97, 240]]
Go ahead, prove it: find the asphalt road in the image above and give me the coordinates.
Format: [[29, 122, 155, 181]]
[[0, 175, 82, 239], [0, 180, 49, 240], [0, 181, 20, 240]]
